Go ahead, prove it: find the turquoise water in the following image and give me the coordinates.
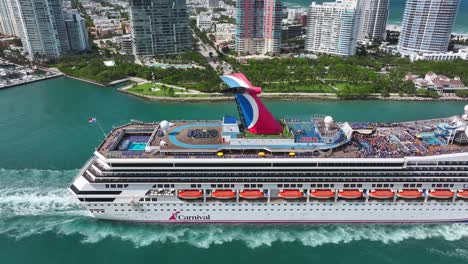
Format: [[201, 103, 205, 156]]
[[128, 142, 147, 151], [284, 0, 468, 34], [2, 77, 468, 263]]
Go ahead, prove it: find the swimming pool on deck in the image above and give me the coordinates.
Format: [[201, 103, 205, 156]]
[[128, 142, 147, 151]]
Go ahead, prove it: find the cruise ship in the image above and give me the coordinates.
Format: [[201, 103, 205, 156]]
[[71, 73, 468, 223]]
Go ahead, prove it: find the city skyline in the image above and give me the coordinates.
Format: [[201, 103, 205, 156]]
[[0, 0, 464, 62]]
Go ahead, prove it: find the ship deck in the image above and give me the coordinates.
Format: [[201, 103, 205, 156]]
[[96, 116, 468, 159]]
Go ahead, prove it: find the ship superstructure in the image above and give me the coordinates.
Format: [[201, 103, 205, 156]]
[[71, 73, 468, 223]]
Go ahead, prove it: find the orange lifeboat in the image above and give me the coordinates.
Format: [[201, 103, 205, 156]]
[[279, 189, 303, 199], [429, 189, 454, 199], [178, 190, 203, 200], [212, 189, 236, 199], [309, 189, 335, 199], [239, 189, 264, 199], [338, 189, 363, 199], [457, 190, 468, 199], [369, 189, 395, 199], [397, 189, 423, 199]]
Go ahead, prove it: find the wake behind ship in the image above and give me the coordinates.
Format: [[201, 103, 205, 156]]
[[70, 73, 468, 223]]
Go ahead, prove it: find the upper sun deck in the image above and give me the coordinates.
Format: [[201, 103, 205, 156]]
[[94, 73, 468, 160], [95, 115, 468, 160]]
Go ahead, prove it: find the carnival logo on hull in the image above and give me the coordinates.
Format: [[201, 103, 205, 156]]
[[169, 211, 211, 221]]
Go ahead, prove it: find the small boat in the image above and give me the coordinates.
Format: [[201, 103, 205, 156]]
[[212, 189, 236, 199], [429, 189, 454, 199], [397, 189, 423, 199], [239, 189, 264, 199], [309, 189, 335, 199], [279, 189, 303, 199], [457, 190, 468, 199], [369, 189, 395, 199], [338, 189, 363, 199], [178, 190, 203, 199]]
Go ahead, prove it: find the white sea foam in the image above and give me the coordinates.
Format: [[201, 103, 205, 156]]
[[16, 222, 468, 249], [2, 168, 468, 248], [0, 168, 82, 217]]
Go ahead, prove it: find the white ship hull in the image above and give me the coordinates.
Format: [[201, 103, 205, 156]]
[[85, 201, 468, 223]]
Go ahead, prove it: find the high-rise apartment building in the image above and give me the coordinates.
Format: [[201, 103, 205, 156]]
[[129, 0, 192, 58], [14, 0, 67, 60], [357, 0, 389, 42], [4, 0, 86, 60], [235, 0, 282, 55], [0, 0, 22, 37], [305, 0, 360, 57], [208, 0, 219, 8], [398, 0, 460, 55], [64, 12, 89, 52]]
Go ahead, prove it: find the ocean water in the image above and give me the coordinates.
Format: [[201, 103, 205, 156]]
[[283, 0, 468, 34], [2, 77, 468, 263]]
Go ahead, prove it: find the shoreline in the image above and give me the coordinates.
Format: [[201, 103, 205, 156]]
[[11, 72, 467, 103], [64, 74, 146, 87], [118, 85, 468, 102], [64, 74, 107, 87]]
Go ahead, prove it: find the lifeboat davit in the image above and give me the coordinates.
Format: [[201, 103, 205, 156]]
[[397, 189, 423, 199], [369, 189, 395, 199], [429, 189, 454, 199], [178, 190, 203, 200], [212, 189, 236, 199], [239, 189, 264, 199], [279, 189, 304, 199], [338, 189, 363, 199], [309, 189, 335, 199], [457, 190, 468, 199]]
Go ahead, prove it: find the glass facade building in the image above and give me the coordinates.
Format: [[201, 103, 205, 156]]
[[129, 0, 192, 57]]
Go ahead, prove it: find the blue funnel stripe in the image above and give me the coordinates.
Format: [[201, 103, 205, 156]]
[[221, 76, 242, 88], [235, 94, 254, 127]]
